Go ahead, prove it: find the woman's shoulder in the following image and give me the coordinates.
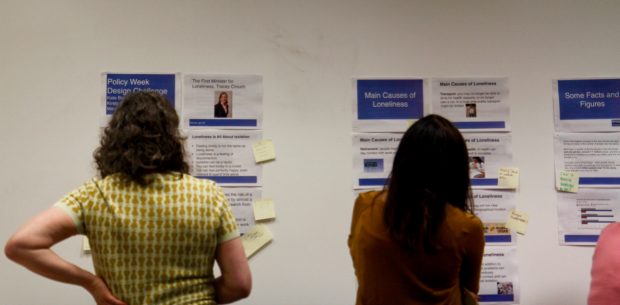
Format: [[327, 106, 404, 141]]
[[352, 190, 386, 222], [355, 190, 386, 207], [445, 205, 484, 232]]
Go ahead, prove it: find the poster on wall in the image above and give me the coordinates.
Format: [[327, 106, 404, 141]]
[[183, 74, 262, 129], [554, 133, 620, 188], [353, 78, 428, 132], [223, 187, 261, 235], [352, 133, 402, 189], [187, 130, 262, 187], [431, 77, 510, 132], [553, 78, 620, 132], [464, 133, 514, 189], [473, 189, 516, 245], [101, 72, 179, 124], [557, 189, 620, 245], [479, 246, 519, 304]]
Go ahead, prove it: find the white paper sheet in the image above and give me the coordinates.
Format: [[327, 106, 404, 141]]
[[553, 78, 620, 132], [353, 78, 428, 132], [183, 74, 262, 129], [222, 188, 261, 235], [473, 190, 516, 245], [101, 72, 180, 126], [431, 77, 510, 132], [479, 246, 519, 304], [557, 189, 620, 246], [554, 133, 620, 188], [352, 133, 402, 189], [187, 130, 262, 186], [464, 133, 514, 189]]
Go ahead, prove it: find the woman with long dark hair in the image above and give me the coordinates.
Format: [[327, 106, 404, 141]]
[[5, 92, 251, 305], [214, 91, 231, 118], [349, 114, 484, 305]]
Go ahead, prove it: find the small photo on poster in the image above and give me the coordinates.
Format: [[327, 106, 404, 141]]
[[470, 156, 486, 179], [363, 159, 384, 173], [214, 91, 233, 118], [466, 103, 477, 118]]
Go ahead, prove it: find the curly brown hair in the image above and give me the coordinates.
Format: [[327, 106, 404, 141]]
[[94, 91, 189, 185]]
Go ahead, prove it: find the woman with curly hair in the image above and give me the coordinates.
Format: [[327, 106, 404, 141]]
[[5, 92, 251, 305]]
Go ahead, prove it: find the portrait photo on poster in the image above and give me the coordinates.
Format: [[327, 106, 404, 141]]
[[214, 91, 233, 118], [466, 103, 477, 118], [470, 156, 485, 179]]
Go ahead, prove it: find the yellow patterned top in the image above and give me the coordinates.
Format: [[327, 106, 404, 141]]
[[54, 173, 239, 305]]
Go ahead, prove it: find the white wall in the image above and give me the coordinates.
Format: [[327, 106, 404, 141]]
[[1, 1, 619, 304]]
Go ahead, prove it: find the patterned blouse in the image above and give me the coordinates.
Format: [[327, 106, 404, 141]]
[[54, 173, 239, 305]]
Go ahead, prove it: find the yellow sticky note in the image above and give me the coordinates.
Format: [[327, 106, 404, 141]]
[[82, 237, 91, 253], [253, 199, 276, 221], [505, 210, 529, 235], [498, 167, 520, 189], [557, 171, 579, 193], [252, 140, 276, 163], [241, 224, 273, 258]]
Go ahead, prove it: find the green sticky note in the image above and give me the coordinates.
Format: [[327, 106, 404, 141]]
[[557, 171, 579, 193]]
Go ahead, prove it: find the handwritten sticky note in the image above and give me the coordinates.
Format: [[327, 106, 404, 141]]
[[557, 171, 579, 193], [505, 210, 529, 235], [498, 167, 520, 189], [241, 225, 273, 258], [253, 199, 276, 221], [252, 140, 276, 163], [82, 237, 91, 253]]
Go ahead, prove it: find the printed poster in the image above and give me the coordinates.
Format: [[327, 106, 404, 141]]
[[101, 72, 179, 124], [187, 130, 262, 187], [183, 74, 262, 129], [553, 78, 620, 132], [554, 133, 620, 188], [353, 79, 427, 132], [464, 133, 514, 189], [473, 189, 516, 245], [431, 77, 510, 132], [223, 188, 261, 235], [480, 246, 519, 304], [557, 189, 620, 245], [352, 133, 402, 189]]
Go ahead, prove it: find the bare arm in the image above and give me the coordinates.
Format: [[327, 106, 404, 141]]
[[4, 207, 126, 305], [214, 237, 252, 304]]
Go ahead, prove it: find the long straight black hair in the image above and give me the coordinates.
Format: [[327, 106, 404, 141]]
[[383, 114, 473, 251]]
